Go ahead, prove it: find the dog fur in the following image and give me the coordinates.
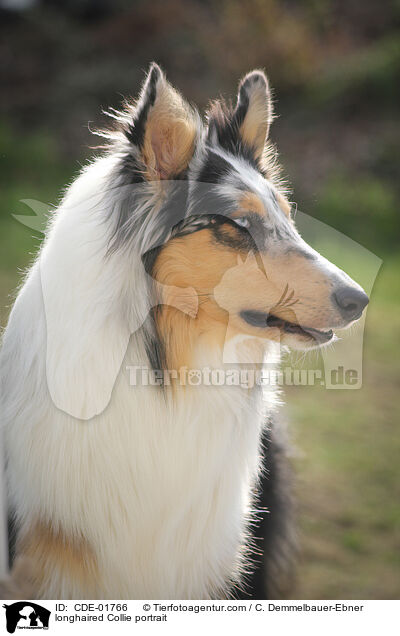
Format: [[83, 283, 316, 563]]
[[0, 64, 368, 599]]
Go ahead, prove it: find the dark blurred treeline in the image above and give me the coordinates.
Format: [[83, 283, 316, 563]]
[[1, 0, 399, 253]]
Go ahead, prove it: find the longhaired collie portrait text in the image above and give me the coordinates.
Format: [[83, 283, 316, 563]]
[[0, 63, 369, 599]]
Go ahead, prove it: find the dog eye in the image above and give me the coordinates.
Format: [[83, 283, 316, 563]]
[[234, 217, 250, 229]]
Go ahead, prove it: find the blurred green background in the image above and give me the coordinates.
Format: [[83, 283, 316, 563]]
[[0, 0, 399, 599]]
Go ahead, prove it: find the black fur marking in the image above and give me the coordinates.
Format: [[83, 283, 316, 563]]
[[143, 310, 167, 373], [238, 419, 297, 599], [106, 171, 190, 255], [142, 245, 162, 276], [170, 215, 215, 239], [234, 82, 251, 129], [141, 248, 167, 372], [156, 176, 189, 239], [207, 100, 259, 170], [198, 150, 233, 185], [211, 218, 259, 252], [125, 64, 161, 148], [188, 177, 236, 221], [207, 71, 268, 168], [7, 510, 17, 569], [271, 223, 297, 242], [207, 208, 271, 253], [118, 154, 146, 185]]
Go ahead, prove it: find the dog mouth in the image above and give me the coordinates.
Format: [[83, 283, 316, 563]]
[[240, 310, 334, 344]]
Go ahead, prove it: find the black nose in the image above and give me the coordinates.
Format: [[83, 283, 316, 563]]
[[332, 286, 369, 321]]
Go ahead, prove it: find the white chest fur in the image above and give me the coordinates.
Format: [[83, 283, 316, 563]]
[[3, 283, 270, 598]]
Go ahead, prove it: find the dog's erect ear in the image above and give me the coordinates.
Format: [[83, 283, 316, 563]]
[[207, 70, 272, 161], [126, 63, 200, 180]]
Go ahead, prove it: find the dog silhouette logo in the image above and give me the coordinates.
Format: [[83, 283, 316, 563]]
[[2, 602, 50, 633]]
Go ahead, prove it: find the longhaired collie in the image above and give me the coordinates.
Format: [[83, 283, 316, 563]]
[[0, 64, 369, 599]]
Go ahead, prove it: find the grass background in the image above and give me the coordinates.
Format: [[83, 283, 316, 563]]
[[1, 0, 399, 599]]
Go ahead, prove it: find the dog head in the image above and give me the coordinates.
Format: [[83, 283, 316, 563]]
[[111, 64, 368, 355]]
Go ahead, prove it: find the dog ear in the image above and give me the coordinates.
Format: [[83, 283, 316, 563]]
[[207, 70, 272, 162], [125, 63, 200, 180]]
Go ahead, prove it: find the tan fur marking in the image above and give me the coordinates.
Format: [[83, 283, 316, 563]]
[[216, 223, 242, 240], [235, 191, 266, 218], [239, 90, 270, 159], [161, 284, 198, 319], [276, 192, 291, 217], [142, 83, 197, 180], [17, 521, 99, 596], [153, 230, 239, 368], [153, 222, 338, 368]]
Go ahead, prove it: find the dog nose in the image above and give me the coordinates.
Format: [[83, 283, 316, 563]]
[[332, 286, 369, 320]]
